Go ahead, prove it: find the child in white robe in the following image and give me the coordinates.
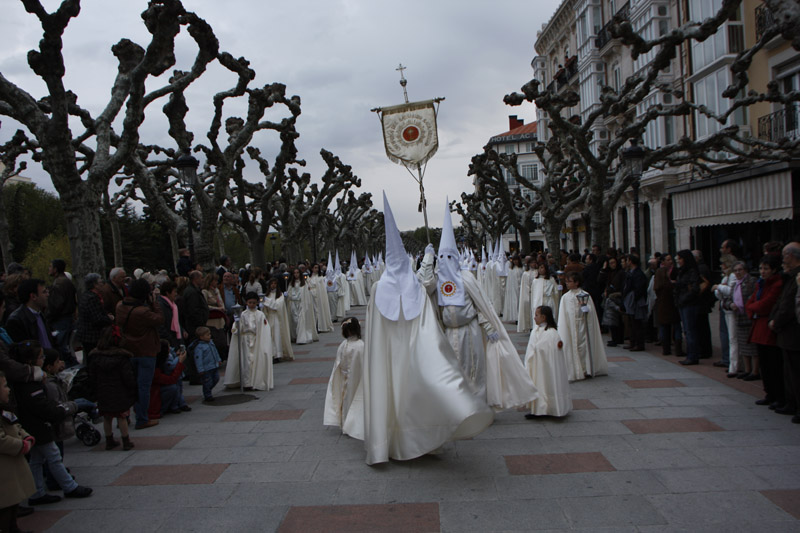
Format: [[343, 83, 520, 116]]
[[524, 305, 572, 417], [224, 292, 273, 391], [323, 317, 364, 428]]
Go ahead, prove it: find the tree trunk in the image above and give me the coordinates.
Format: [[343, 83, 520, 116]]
[[216, 227, 225, 259], [195, 211, 217, 270], [169, 229, 180, 273], [250, 236, 266, 269], [108, 213, 124, 269], [589, 201, 613, 254], [0, 187, 14, 270], [543, 219, 563, 257], [62, 188, 106, 289]]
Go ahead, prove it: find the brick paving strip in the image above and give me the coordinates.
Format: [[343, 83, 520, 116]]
[[624, 379, 686, 389], [278, 503, 440, 533], [17, 510, 70, 532], [607, 356, 635, 362], [110, 463, 229, 486], [760, 490, 800, 519], [224, 409, 304, 421], [505, 452, 616, 475], [572, 399, 598, 410], [621, 417, 724, 434]]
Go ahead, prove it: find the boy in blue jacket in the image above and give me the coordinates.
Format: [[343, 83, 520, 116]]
[[193, 327, 222, 402]]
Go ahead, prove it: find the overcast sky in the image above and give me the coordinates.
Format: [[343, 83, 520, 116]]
[[1, 0, 561, 230]]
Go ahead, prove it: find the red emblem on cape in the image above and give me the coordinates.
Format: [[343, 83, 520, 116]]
[[327, 280, 333, 286], [557, 341, 563, 349], [402, 125, 420, 142], [440, 281, 457, 297]]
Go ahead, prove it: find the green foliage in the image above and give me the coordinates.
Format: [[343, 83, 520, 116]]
[[22, 232, 71, 279], [5, 183, 65, 261], [99, 203, 174, 273]]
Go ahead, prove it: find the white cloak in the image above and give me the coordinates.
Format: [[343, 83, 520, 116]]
[[224, 308, 273, 390], [517, 270, 535, 333], [323, 336, 364, 428], [524, 325, 572, 416], [287, 283, 317, 345], [309, 274, 334, 333], [557, 289, 608, 381], [262, 293, 294, 360], [347, 271, 368, 306], [531, 277, 560, 319], [502, 265, 522, 322], [342, 283, 494, 465]]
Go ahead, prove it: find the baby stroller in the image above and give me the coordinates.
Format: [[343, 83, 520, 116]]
[[63, 366, 103, 447]]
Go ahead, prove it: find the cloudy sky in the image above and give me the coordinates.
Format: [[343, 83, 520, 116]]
[[1, 0, 561, 230]]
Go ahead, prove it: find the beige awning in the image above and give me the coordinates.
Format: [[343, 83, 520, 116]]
[[671, 171, 793, 228]]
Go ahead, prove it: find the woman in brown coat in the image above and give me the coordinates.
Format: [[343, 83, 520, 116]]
[[653, 254, 683, 356], [0, 371, 36, 532]]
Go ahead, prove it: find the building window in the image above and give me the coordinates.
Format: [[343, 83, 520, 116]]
[[505, 145, 515, 154], [505, 169, 517, 187], [520, 163, 539, 182]]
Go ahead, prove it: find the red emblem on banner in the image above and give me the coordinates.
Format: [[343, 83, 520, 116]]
[[440, 281, 457, 297], [402, 125, 420, 142]]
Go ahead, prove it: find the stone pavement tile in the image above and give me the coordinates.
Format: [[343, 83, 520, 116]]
[[661, 395, 740, 406], [654, 466, 771, 493], [472, 421, 550, 439], [455, 437, 545, 456], [495, 472, 610, 499], [173, 432, 260, 448], [537, 435, 636, 454], [406, 452, 508, 480], [119, 448, 212, 466], [183, 394, 202, 404], [224, 409, 304, 421], [16, 509, 69, 532], [292, 356, 335, 362], [558, 495, 667, 528], [639, 523, 800, 533], [620, 432, 721, 450], [761, 490, 800, 520], [541, 420, 632, 437], [748, 465, 800, 490], [164, 505, 289, 533], [691, 445, 800, 467], [595, 470, 669, 495], [293, 350, 310, 355], [572, 399, 598, 409], [312, 459, 412, 481], [646, 491, 797, 527], [279, 503, 439, 533], [602, 448, 707, 470], [566, 407, 643, 422], [633, 406, 721, 419], [439, 500, 568, 531], [505, 452, 615, 475], [623, 387, 688, 398], [290, 442, 370, 462], [384, 476, 498, 503], [67, 465, 134, 486], [333, 480, 388, 505], [166, 420, 260, 435], [226, 480, 340, 506], [249, 417, 321, 433], [590, 396, 668, 409], [624, 379, 686, 389], [203, 445, 297, 464], [323, 342, 340, 347], [256, 429, 342, 446], [35, 508, 176, 533], [91, 435, 185, 451], [621, 417, 723, 434], [215, 461, 318, 483], [608, 356, 635, 362], [62, 450, 132, 467], [707, 414, 794, 430], [711, 428, 800, 447], [679, 385, 741, 396], [111, 463, 229, 485]]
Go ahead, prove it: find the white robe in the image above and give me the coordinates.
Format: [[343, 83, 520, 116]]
[[531, 277, 560, 319], [309, 274, 334, 333], [262, 292, 294, 360], [287, 283, 317, 345], [336, 273, 348, 317], [224, 308, 273, 390], [347, 272, 368, 306], [517, 270, 535, 333], [557, 289, 608, 381], [323, 336, 364, 428], [525, 325, 572, 416], [502, 265, 522, 322], [342, 283, 494, 465]]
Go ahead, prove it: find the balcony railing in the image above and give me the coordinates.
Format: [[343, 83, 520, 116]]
[[755, 3, 776, 42], [546, 55, 579, 93], [758, 107, 800, 142], [595, 2, 630, 50]]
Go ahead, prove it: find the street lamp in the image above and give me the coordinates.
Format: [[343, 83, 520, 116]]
[[270, 234, 277, 262], [175, 149, 199, 262], [621, 139, 645, 255], [309, 213, 319, 263]]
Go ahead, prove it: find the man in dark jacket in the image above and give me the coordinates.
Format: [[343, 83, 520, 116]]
[[6, 279, 56, 350], [180, 271, 209, 342], [116, 278, 164, 430], [769, 242, 800, 424], [98, 267, 128, 317], [47, 259, 78, 367], [622, 255, 648, 351]]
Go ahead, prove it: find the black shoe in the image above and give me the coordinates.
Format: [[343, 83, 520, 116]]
[[203, 397, 215, 402], [712, 361, 728, 368], [775, 406, 795, 415], [16, 505, 34, 518], [727, 373, 738, 378], [524, 414, 539, 420], [755, 398, 773, 406], [736, 372, 749, 379], [64, 486, 93, 498], [743, 374, 761, 381], [769, 402, 783, 411], [606, 341, 618, 347], [167, 409, 182, 414], [180, 405, 192, 412], [792, 415, 800, 424], [679, 359, 699, 366], [29, 494, 61, 505]]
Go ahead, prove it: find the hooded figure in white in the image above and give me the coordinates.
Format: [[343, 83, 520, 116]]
[[342, 193, 493, 465], [325, 251, 344, 321], [419, 200, 538, 410], [335, 251, 350, 314], [346, 250, 368, 306]]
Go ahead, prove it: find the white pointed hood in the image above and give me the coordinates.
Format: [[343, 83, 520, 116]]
[[347, 250, 358, 279], [496, 239, 509, 276], [363, 253, 373, 274], [468, 249, 478, 271], [374, 192, 424, 321], [334, 250, 342, 276], [325, 251, 338, 291], [437, 199, 466, 307]]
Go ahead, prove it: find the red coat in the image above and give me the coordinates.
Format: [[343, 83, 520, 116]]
[[745, 274, 783, 346], [147, 361, 185, 419]]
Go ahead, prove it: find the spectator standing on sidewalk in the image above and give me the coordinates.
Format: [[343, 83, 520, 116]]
[[768, 242, 800, 423]]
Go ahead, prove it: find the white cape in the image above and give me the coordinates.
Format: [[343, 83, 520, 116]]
[[288, 283, 317, 345], [342, 283, 494, 465], [502, 265, 522, 322], [517, 270, 535, 333], [262, 293, 294, 360], [524, 325, 572, 416], [309, 274, 334, 333], [323, 337, 364, 427], [557, 289, 608, 381], [224, 308, 274, 391]]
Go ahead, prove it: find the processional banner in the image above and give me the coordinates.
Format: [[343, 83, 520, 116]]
[[379, 100, 439, 168]]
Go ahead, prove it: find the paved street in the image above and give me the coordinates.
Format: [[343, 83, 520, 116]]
[[19, 306, 800, 532]]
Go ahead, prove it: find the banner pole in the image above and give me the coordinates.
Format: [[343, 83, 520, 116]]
[[417, 163, 431, 243]]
